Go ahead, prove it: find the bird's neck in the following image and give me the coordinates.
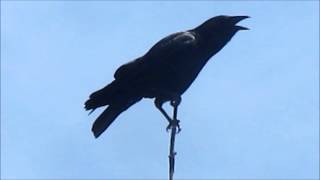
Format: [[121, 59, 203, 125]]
[[197, 31, 235, 60]]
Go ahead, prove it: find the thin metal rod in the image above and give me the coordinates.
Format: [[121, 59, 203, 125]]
[[169, 105, 179, 180]]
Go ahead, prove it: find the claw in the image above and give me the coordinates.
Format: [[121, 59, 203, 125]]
[[166, 119, 181, 133], [177, 126, 182, 133], [166, 124, 171, 132]]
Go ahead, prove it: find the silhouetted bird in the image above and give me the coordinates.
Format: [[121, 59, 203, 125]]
[[85, 15, 249, 138]]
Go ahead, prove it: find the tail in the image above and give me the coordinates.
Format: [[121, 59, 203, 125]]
[[85, 80, 119, 112], [91, 96, 142, 138], [85, 80, 143, 138]]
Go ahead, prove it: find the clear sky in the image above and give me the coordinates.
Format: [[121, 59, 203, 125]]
[[1, 1, 319, 179]]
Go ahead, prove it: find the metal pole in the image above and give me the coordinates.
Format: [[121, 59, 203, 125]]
[[168, 104, 179, 180]]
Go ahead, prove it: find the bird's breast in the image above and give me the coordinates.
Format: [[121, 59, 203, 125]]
[[163, 52, 211, 94]]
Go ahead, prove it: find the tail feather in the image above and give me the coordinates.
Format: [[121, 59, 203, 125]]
[[84, 80, 119, 111], [91, 96, 142, 138]]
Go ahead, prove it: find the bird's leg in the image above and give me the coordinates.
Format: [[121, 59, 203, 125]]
[[170, 96, 181, 108], [169, 96, 182, 133], [154, 94, 182, 132], [154, 98, 172, 124]]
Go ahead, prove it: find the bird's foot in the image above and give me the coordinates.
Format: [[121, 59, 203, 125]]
[[166, 119, 181, 133]]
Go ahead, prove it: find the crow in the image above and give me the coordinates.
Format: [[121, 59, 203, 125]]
[[85, 15, 249, 138]]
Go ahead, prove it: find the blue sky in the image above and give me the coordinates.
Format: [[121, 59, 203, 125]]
[[1, 1, 319, 179]]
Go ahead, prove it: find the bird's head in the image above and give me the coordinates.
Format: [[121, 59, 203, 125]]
[[194, 15, 250, 38]]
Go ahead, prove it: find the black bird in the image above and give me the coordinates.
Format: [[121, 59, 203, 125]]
[[85, 15, 249, 138]]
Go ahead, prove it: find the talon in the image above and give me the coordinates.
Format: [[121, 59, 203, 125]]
[[166, 124, 171, 132], [177, 126, 182, 133], [175, 122, 181, 133], [166, 119, 181, 132]]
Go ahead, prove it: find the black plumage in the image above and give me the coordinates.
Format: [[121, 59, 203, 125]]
[[85, 15, 249, 138]]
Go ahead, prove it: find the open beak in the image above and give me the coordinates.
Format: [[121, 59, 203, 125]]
[[230, 16, 250, 30]]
